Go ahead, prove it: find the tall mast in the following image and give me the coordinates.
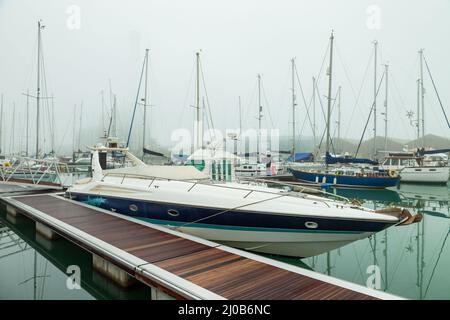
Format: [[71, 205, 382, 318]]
[[337, 86, 341, 153], [325, 31, 334, 168], [26, 90, 29, 156], [142, 49, 149, 159], [238, 96, 242, 154], [312, 77, 316, 151], [195, 51, 202, 150], [36, 20, 44, 158], [257, 73, 262, 163], [78, 101, 83, 151], [101, 90, 105, 137], [0, 93, 3, 154], [113, 95, 117, 137], [373, 40, 378, 158], [291, 58, 296, 157], [12, 102, 15, 155], [416, 78, 420, 143], [51, 94, 55, 154], [383, 63, 389, 152], [72, 104, 76, 157], [419, 49, 425, 146]]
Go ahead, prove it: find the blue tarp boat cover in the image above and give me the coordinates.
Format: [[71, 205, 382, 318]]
[[325, 152, 378, 165], [287, 152, 314, 162], [417, 148, 450, 156]]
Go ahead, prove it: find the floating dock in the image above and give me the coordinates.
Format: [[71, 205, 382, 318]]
[[1, 192, 401, 300]]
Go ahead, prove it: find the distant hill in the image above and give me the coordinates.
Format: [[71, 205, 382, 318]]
[[278, 133, 450, 158]]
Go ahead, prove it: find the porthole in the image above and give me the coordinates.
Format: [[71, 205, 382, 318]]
[[168, 209, 180, 217], [305, 221, 318, 229], [129, 204, 138, 212]]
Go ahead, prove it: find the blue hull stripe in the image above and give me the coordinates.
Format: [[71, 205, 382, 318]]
[[137, 217, 363, 234], [71, 193, 395, 234]]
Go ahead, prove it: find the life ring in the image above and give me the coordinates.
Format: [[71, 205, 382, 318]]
[[388, 169, 398, 178]]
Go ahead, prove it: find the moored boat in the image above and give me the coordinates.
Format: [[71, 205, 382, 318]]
[[66, 148, 421, 258]]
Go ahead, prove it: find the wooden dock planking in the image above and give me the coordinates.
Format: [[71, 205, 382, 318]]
[[3, 193, 396, 300]]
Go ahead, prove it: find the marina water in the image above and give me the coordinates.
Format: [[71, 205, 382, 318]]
[[0, 183, 449, 300]]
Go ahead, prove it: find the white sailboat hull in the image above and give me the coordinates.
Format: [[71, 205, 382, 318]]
[[399, 166, 449, 183]]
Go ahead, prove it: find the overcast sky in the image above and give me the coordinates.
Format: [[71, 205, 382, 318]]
[[0, 0, 449, 155]]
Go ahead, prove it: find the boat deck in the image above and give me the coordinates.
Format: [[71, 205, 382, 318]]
[[1, 193, 400, 300]]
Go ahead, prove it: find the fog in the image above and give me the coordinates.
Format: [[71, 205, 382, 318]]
[[0, 0, 449, 156]]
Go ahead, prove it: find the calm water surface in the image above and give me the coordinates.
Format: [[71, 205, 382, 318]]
[[0, 183, 449, 299]]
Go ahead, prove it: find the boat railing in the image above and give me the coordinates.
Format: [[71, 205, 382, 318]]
[[236, 176, 350, 203], [101, 172, 349, 207], [0, 157, 71, 187]]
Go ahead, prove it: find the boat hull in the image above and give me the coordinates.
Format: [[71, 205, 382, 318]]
[[399, 166, 449, 184], [289, 169, 400, 189], [70, 192, 395, 257]]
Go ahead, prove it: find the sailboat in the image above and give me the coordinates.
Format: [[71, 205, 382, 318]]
[[379, 50, 450, 184], [289, 32, 400, 189]]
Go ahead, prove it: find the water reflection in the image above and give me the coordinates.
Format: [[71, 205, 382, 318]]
[[300, 183, 450, 300], [0, 208, 150, 300]]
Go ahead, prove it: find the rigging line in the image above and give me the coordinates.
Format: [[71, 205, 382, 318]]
[[177, 59, 196, 131], [389, 69, 416, 139], [126, 52, 147, 147], [260, 80, 274, 129], [242, 80, 258, 133], [335, 41, 358, 101], [424, 228, 450, 297], [314, 82, 338, 155], [297, 93, 314, 144], [294, 63, 314, 135], [343, 50, 374, 139], [354, 70, 386, 157], [423, 54, 450, 130], [315, 39, 331, 89], [39, 39, 53, 153], [54, 115, 72, 155], [199, 58, 216, 134], [173, 193, 287, 230]]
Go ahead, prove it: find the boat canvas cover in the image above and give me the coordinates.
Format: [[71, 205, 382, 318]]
[[104, 165, 209, 181], [287, 152, 314, 162], [325, 152, 378, 165]]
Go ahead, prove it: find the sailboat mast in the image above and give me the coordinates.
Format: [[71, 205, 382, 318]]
[[384, 64, 389, 152], [257, 73, 262, 164], [142, 49, 149, 159], [113, 95, 117, 137], [325, 31, 334, 168], [195, 52, 202, 150], [416, 78, 420, 143], [25, 90, 29, 156], [0, 93, 3, 154], [373, 40, 378, 158], [36, 20, 43, 158], [291, 58, 296, 157], [419, 49, 425, 146], [238, 96, 242, 154], [78, 101, 83, 151], [312, 77, 316, 151], [51, 94, 55, 154], [337, 86, 341, 153]]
